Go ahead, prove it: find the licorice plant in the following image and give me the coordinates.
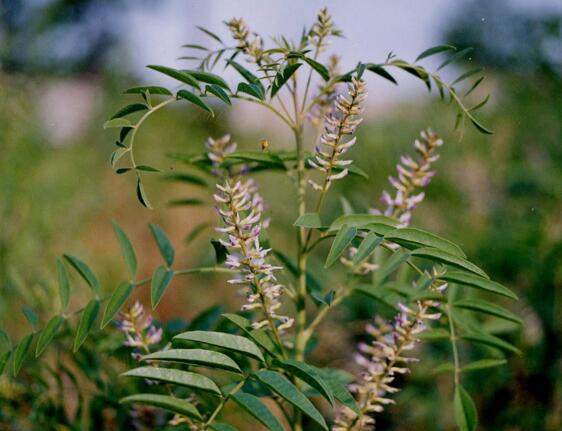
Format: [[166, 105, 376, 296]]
[[0, 8, 522, 431]]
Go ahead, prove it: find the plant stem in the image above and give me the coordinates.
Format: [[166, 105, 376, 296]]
[[203, 375, 248, 429], [447, 302, 461, 386]]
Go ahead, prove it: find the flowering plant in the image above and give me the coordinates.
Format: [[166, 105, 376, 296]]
[[0, 8, 521, 431]]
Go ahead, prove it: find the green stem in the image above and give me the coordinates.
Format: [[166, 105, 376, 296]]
[[203, 376, 248, 429], [447, 302, 461, 386]]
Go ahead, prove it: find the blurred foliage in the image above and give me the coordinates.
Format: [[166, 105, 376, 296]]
[[1, 0, 561, 430]]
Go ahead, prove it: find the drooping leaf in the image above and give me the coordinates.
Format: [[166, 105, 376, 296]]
[[169, 198, 205, 206], [206, 84, 231, 105], [147, 65, 200, 90], [441, 271, 517, 300], [35, 315, 64, 357], [289, 54, 330, 80], [196, 25, 223, 43], [236, 82, 265, 100], [123, 366, 222, 395], [173, 331, 264, 362], [110, 103, 148, 120], [352, 232, 383, 265], [461, 332, 521, 355], [165, 172, 208, 187], [183, 69, 229, 89], [177, 89, 214, 116], [276, 360, 335, 406], [73, 299, 100, 352], [136, 165, 160, 172], [365, 63, 398, 84], [454, 299, 522, 325], [231, 391, 285, 431], [315, 368, 360, 414], [253, 370, 328, 430], [103, 118, 132, 129], [411, 248, 488, 279], [123, 86, 172, 96], [385, 227, 466, 258], [419, 328, 450, 341], [325, 224, 357, 267], [21, 306, 38, 332], [271, 63, 302, 97], [0, 329, 11, 352], [452, 68, 483, 85], [56, 258, 70, 311], [415, 44, 456, 62], [12, 334, 33, 376], [101, 282, 134, 328], [293, 213, 323, 228], [226, 60, 262, 86], [142, 348, 241, 373], [352, 285, 400, 311], [151, 265, 174, 309], [329, 213, 399, 232], [110, 147, 128, 167], [224, 151, 285, 168], [136, 178, 152, 209], [63, 254, 100, 294], [149, 224, 175, 266], [112, 222, 137, 279], [211, 239, 228, 265], [121, 394, 202, 420], [454, 384, 478, 431], [462, 359, 507, 373], [438, 47, 473, 71]]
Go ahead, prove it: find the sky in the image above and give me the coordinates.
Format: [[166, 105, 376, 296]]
[[120, 0, 562, 102]]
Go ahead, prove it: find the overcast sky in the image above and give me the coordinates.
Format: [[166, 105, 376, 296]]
[[120, 0, 562, 100]]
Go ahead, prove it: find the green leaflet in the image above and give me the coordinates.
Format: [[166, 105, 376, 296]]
[[384, 227, 466, 258], [183, 69, 230, 90], [136, 178, 152, 209], [35, 315, 64, 357], [352, 232, 383, 265], [325, 224, 357, 267], [253, 370, 328, 430], [206, 84, 231, 105], [236, 82, 265, 100], [177, 89, 214, 116], [63, 254, 101, 294], [120, 394, 202, 420], [147, 65, 200, 90], [411, 247, 489, 279], [221, 313, 279, 356], [454, 384, 478, 431], [101, 282, 134, 328], [231, 391, 285, 431], [441, 271, 517, 300], [73, 299, 100, 352], [148, 223, 175, 266], [142, 348, 242, 373], [112, 222, 137, 279], [110, 103, 148, 120], [271, 63, 302, 98], [377, 249, 411, 281], [415, 44, 456, 62], [123, 86, 172, 96], [276, 360, 335, 406], [454, 299, 522, 324], [103, 118, 132, 129], [56, 258, 70, 311], [461, 332, 521, 355], [329, 213, 399, 232], [293, 212, 323, 228], [21, 306, 38, 332], [123, 366, 221, 395], [151, 265, 174, 309], [0, 351, 10, 376], [12, 334, 33, 376], [462, 359, 507, 373], [173, 331, 264, 362]]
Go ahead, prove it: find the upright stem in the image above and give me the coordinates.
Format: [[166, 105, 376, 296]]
[[294, 126, 308, 363]]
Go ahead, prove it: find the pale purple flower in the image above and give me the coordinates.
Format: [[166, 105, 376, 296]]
[[117, 301, 162, 356], [371, 129, 444, 227], [309, 77, 367, 192]]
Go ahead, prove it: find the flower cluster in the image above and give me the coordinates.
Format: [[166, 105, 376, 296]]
[[225, 17, 264, 62], [333, 296, 443, 431], [308, 7, 340, 52], [309, 77, 367, 192], [214, 179, 293, 333], [117, 301, 162, 358], [372, 129, 444, 227], [206, 134, 238, 177]]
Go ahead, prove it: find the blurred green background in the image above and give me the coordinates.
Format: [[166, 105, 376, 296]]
[[1, 0, 561, 430]]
